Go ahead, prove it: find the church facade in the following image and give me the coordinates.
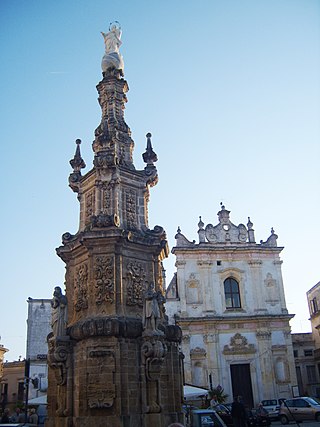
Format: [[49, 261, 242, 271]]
[[166, 204, 297, 407]]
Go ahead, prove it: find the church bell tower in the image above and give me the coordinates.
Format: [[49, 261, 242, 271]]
[[46, 24, 184, 427]]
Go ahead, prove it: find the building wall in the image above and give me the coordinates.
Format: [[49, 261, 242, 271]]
[[1, 361, 25, 407], [166, 206, 297, 407], [292, 332, 320, 397], [26, 298, 52, 400], [307, 283, 320, 349], [0, 343, 8, 382]]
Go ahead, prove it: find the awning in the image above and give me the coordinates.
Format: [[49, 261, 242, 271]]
[[28, 394, 47, 405], [184, 385, 209, 400]]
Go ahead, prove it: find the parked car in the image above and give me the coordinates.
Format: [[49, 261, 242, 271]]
[[210, 403, 268, 427], [279, 397, 320, 424], [261, 399, 283, 420]]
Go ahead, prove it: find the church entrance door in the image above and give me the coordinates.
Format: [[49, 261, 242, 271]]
[[230, 363, 254, 408]]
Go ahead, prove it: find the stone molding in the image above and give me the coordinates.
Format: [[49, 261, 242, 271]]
[[68, 317, 181, 342]]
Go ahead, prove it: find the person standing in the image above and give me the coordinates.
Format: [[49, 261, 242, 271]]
[[11, 407, 25, 422], [29, 407, 38, 425], [0, 408, 10, 423], [231, 395, 247, 427]]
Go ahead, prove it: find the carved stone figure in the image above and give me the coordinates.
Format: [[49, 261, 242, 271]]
[[143, 283, 164, 335], [101, 22, 124, 72], [51, 286, 68, 338]]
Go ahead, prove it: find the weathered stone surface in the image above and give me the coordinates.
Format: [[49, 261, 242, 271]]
[[46, 30, 184, 426]]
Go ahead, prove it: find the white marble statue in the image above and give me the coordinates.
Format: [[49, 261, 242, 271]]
[[101, 22, 124, 72]]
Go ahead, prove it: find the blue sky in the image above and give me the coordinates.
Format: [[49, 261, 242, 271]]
[[0, 0, 319, 361]]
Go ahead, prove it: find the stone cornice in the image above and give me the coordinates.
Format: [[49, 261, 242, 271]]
[[175, 313, 295, 325], [172, 245, 284, 255]]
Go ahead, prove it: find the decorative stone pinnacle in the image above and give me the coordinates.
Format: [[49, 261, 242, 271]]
[[68, 139, 86, 193], [142, 132, 158, 165], [198, 216, 204, 229], [247, 217, 253, 229], [70, 139, 86, 173]]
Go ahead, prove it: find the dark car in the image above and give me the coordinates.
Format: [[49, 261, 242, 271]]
[[211, 403, 266, 427]]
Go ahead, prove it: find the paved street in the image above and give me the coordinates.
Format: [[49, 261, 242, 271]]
[[272, 421, 320, 427]]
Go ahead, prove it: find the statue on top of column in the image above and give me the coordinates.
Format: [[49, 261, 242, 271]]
[[101, 21, 124, 72]]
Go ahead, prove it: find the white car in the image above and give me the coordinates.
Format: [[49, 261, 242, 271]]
[[261, 399, 284, 420]]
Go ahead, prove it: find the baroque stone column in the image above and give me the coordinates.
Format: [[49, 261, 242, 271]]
[[46, 24, 184, 427]]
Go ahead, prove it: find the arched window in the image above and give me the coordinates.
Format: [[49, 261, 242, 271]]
[[224, 277, 241, 309]]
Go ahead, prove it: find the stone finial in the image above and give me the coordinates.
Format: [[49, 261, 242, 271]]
[[142, 133, 158, 165], [247, 217, 255, 243], [69, 139, 86, 193], [198, 216, 206, 243]]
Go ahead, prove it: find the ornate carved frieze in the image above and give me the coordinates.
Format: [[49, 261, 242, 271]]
[[126, 189, 137, 229], [85, 190, 95, 224], [74, 263, 89, 312], [126, 261, 145, 307], [102, 182, 112, 213], [87, 346, 115, 409], [223, 333, 256, 355], [94, 255, 114, 306]]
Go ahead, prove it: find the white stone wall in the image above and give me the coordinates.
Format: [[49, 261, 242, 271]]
[[26, 298, 51, 400], [166, 215, 297, 405]]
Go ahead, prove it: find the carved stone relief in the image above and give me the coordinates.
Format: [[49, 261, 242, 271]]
[[126, 261, 145, 307], [190, 347, 207, 359], [102, 182, 112, 215], [47, 335, 71, 417], [126, 189, 137, 229], [74, 263, 89, 312], [264, 273, 279, 305], [85, 190, 95, 224], [87, 347, 116, 409], [141, 338, 167, 413], [186, 273, 202, 305], [223, 333, 256, 355], [94, 255, 114, 306]]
